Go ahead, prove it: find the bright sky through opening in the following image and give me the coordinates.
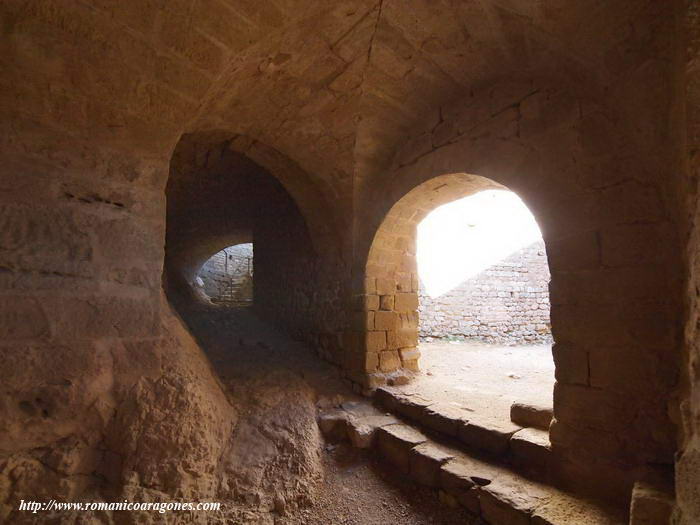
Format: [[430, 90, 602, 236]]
[[417, 190, 544, 298]]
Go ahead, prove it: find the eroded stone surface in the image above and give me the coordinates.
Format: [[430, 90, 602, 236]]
[[0, 0, 694, 521], [510, 402, 553, 431], [376, 424, 428, 474], [458, 416, 523, 456], [409, 442, 455, 488]]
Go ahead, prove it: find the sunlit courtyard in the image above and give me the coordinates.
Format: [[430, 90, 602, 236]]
[[407, 190, 555, 425]]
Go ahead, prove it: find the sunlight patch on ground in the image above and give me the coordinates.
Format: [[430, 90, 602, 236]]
[[417, 190, 543, 297]]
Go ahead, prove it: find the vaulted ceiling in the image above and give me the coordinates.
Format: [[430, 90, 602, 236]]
[[1, 0, 667, 201]]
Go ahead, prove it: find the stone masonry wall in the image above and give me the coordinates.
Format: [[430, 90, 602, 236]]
[[0, 0, 690, 518], [197, 244, 253, 305], [419, 240, 551, 345]]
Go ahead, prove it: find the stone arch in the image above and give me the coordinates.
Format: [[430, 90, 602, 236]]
[[177, 231, 254, 305], [164, 130, 348, 349], [361, 171, 540, 376], [196, 242, 254, 306], [164, 132, 315, 302], [166, 130, 342, 257], [352, 82, 682, 501]]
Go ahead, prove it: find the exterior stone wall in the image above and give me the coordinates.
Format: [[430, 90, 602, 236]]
[[197, 244, 253, 305], [419, 240, 551, 345]]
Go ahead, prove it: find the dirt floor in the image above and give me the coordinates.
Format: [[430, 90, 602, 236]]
[[176, 304, 476, 524], [303, 444, 475, 525], [394, 340, 555, 425]]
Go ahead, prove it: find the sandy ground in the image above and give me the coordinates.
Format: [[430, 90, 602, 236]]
[[395, 341, 555, 424], [177, 304, 476, 524], [304, 443, 475, 525]]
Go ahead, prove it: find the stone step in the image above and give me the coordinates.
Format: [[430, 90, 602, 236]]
[[629, 479, 674, 525], [374, 387, 551, 474], [317, 402, 625, 525], [510, 401, 553, 430]]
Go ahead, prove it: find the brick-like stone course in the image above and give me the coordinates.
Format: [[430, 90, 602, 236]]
[[419, 240, 552, 345]]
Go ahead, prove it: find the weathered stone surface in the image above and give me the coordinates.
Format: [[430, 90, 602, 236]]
[[531, 496, 625, 525], [439, 459, 481, 514], [510, 428, 551, 474], [362, 295, 380, 311], [365, 331, 387, 353], [376, 278, 396, 296], [510, 402, 553, 431], [629, 480, 674, 525], [458, 416, 522, 456], [479, 479, 547, 525], [375, 310, 400, 330], [376, 424, 427, 474], [379, 350, 401, 372], [347, 421, 374, 448], [373, 386, 399, 411], [409, 442, 454, 487], [394, 293, 419, 313], [417, 402, 466, 438], [391, 393, 435, 422], [379, 295, 395, 310], [348, 412, 400, 449], [317, 409, 349, 442]]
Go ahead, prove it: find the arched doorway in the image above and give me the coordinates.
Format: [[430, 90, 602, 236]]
[[414, 189, 554, 429], [361, 174, 555, 428], [362, 173, 509, 376], [196, 243, 254, 307], [350, 79, 681, 501], [164, 132, 348, 353]]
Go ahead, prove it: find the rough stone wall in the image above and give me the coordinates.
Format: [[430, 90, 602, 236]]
[[0, 0, 694, 518], [353, 21, 686, 499], [165, 134, 350, 370], [0, 118, 237, 522], [197, 244, 254, 305], [676, 1, 700, 523], [419, 240, 551, 345], [253, 193, 349, 362]]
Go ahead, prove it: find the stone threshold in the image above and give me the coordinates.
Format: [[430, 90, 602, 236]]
[[317, 398, 626, 525], [374, 387, 552, 476]]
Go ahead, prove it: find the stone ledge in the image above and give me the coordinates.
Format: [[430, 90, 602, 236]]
[[510, 427, 551, 475], [409, 442, 455, 488], [510, 401, 553, 430], [629, 479, 674, 525], [457, 415, 522, 456], [376, 423, 428, 474], [318, 399, 625, 525]]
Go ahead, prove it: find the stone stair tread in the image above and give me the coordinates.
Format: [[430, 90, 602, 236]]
[[376, 387, 526, 457], [510, 427, 552, 474], [512, 426, 550, 446], [376, 423, 429, 474], [318, 399, 624, 524], [341, 400, 386, 418], [629, 479, 674, 525], [369, 390, 625, 524], [510, 401, 553, 430], [420, 402, 471, 437], [424, 429, 624, 524], [532, 495, 626, 525], [377, 418, 623, 523], [458, 413, 523, 456]]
